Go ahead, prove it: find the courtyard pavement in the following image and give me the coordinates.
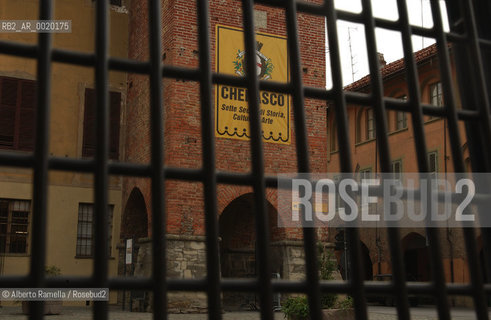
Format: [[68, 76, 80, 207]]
[[0, 305, 489, 319]]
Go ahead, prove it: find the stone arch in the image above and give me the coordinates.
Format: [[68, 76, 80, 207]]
[[337, 236, 373, 281], [219, 193, 284, 309], [402, 232, 430, 281], [121, 187, 149, 240], [360, 241, 373, 280]]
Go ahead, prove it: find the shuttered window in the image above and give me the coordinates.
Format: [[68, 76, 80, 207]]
[[82, 88, 121, 160], [0, 77, 36, 151], [91, 0, 123, 6]]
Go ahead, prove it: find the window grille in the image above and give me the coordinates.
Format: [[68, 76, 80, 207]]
[[0, 199, 30, 254], [0, 0, 489, 319], [76, 203, 114, 257]]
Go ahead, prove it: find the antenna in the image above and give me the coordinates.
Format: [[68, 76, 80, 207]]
[[347, 26, 358, 83], [421, 0, 425, 49]]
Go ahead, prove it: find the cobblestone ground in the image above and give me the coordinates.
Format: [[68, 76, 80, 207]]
[[0, 306, 488, 319]]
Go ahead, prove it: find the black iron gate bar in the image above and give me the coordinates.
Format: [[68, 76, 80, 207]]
[[0, 0, 490, 320]]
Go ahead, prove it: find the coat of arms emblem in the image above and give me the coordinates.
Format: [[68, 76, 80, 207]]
[[233, 41, 273, 80]]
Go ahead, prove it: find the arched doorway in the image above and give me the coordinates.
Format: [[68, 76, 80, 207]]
[[121, 188, 149, 278], [120, 188, 149, 309], [402, 232, 430, 282], [337, 234, 373, 281], [121, 188, 148, 240], [219, 193, 282, 310]]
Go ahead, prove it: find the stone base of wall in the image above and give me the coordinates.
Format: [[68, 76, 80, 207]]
[[118, 237, 337, 312], [270, 240, 306, 281], [117, 235, 208, 313]]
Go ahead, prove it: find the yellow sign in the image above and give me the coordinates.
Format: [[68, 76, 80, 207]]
[[215, 25, 290, 144]]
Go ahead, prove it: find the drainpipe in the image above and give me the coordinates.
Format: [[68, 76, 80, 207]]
[[375, 129, 381, 275], [444, 117, 455, 305]]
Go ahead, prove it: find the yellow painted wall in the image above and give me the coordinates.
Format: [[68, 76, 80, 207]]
[[0, 0, 129, 305]]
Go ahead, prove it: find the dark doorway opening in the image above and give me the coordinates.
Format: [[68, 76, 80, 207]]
[[219, 193, 282, 310], [402, 232, 430, 282]]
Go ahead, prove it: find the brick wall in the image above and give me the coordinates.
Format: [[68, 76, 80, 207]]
[[124, 0, 327, 241]]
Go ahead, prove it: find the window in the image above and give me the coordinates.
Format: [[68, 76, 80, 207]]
[[82, 88, 121, 160], [391, 160, 402, 180], [359, 168, 372, 180], [330, 121, 338, 152], [396, 95, 407, 130], [396, 112, 407, 130], [0, 77, 36, 151], [429, 82, 443, 107], [76, 203, 114, 257], [366, 108, 375, 140], [0, 199, 30, 254], [92, 0, 123, 6], [356, 108, 363, 143], [428, 151, 438, 177], [386, 110, 391, 132]]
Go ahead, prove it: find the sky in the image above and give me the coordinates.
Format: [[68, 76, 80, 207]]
[[327, 0, 450, 87]]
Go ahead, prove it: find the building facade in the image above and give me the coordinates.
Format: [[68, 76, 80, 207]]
[[327, 44, 481, 306], [0, 0, 129, 304], [122, 0, 327, 312]]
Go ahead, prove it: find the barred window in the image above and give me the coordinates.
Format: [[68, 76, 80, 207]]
[[0, 199, 30, 254], [428, 151, 438, 177], [76, 203, 114, 257]]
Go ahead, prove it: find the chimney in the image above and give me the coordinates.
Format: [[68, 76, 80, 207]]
[[377, 52, 386, 68]]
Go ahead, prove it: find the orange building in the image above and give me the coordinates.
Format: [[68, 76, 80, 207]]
[[327, 44, 482, 306]]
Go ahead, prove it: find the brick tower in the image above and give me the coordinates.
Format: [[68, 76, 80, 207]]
[[122, 0, 327, 312]]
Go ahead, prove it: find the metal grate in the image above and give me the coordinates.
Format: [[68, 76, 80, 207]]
[[0, 0, 490, 319]]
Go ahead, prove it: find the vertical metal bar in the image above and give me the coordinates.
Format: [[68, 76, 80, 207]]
[[396, 1, 447, 319], [439, 1, 491, 318], [337, 2, 385, 319], [358, 0, 411, 317], [447, 3, 491, 302], [284, 1, 322, 319], [196, 0, 222, 319], [29, 0, 52, 318], [324, 3, 368, 320], [148, 0, 166, 318], [445, 1, 491, 317], [93, 0, 110, 318], [401, 2, 455, 319], [241, 0, 273, 318]]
